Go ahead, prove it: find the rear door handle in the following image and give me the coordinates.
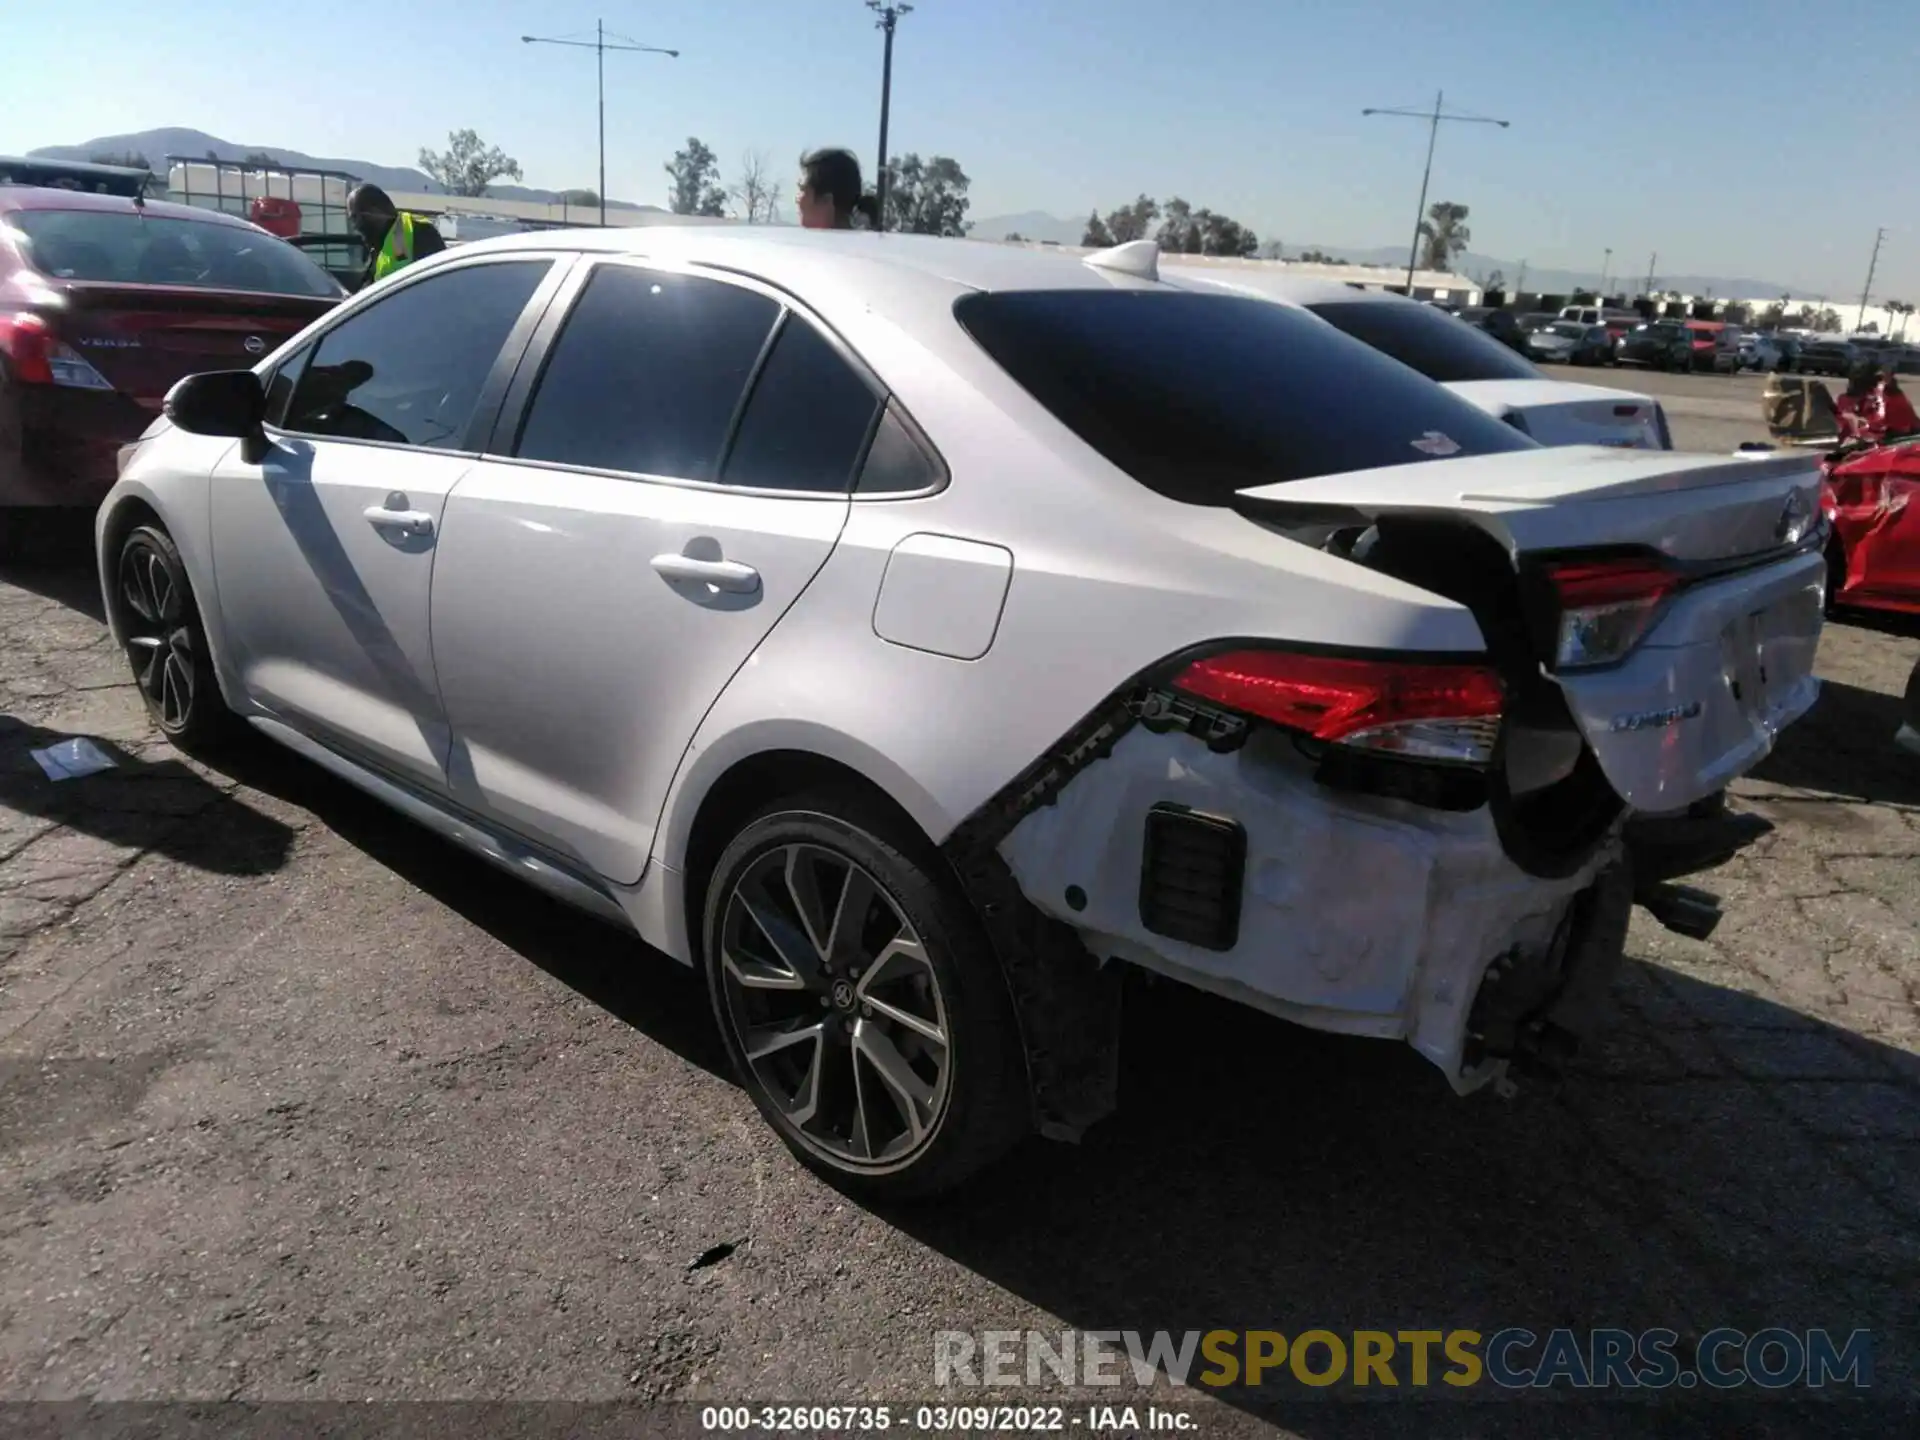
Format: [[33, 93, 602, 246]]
[[363, 504, 435, 537], [650, 553, 761, 595]]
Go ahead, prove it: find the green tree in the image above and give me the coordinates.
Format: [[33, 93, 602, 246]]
[[664, 137, 726, 217], [1260, 239, 1285, 260], [419, 129, 523, 197], [241, 150, 280, 169], [1081, 211, 1114, 247], [558, 188, 600, 208], [882, 154, 972, 237], [1101, 194, 1159, 243], [1156, 198, 1200, 253], [89, 150, 150, 170], [1198, 209, 1259, 257], [1298, 248, 1348, 265], [1417, 201, 1471, 272]]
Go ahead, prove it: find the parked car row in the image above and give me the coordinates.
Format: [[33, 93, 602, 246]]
[[3, 158, 1827, 1197]]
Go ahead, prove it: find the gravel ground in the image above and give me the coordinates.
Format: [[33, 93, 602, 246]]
[[2, 391, 1916, 1439]]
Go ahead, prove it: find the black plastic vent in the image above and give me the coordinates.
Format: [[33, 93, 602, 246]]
[[1139, 804, 1247, 951]]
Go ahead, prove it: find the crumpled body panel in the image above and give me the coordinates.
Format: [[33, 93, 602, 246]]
[[997, 725, 1620, 1091]]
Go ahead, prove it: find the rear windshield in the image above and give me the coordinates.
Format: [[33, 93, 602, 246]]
[[9, 209, 345, 298], [953, 290, 1536, 505], [1302, 299, 1542, 383]]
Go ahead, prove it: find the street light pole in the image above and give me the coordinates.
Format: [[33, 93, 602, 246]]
[[522, 20, 680, 228], [1362, 92, 1509, 298], [1858, 226, 1887, 334], [1600, 247, 1612, 297], [867, 2, 913, 231]]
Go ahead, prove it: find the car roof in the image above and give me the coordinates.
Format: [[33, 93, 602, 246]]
[[0, 186, 259, 229], [437, 224, 1174, 298]]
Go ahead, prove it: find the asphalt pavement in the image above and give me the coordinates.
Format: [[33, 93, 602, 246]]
[[2, 389, 1917, 1438]]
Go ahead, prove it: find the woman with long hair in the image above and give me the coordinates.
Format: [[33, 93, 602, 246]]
[[797, 148, 881, 230]]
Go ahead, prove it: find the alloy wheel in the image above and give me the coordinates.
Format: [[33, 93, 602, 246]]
[[717, 843, 952, 1169], [119, 537, 195, 730]]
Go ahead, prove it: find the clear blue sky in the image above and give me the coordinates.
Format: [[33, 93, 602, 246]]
[[4, 0, 1915, 298]]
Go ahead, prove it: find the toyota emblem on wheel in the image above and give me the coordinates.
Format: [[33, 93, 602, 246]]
[[242, 335, 266, 356]]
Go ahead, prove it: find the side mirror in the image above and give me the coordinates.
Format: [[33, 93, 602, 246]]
[[164, 369, 268, 463]]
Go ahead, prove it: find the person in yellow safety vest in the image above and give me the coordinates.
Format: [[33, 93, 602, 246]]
[[345, 183, 445, 293]]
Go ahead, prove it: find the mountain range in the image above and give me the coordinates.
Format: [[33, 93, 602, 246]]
[[23, 132, 1804, 297], [26, 127, 660, 212], [970, 210, 1802, 300]]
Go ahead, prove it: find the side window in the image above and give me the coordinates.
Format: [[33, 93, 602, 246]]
[[720, 315, 882, 493], [283, 260, 549, 449], [515, 264, 779, 481], [262, 343, 313, 428], [856, 402, 945, 495]]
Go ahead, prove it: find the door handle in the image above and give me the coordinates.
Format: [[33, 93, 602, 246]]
[[650, 553, 761, 595], [363, 504, 435, 537]]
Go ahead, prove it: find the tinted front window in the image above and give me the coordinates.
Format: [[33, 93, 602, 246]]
[[516, 264, 779, 480], [955, 290, 1536, 505], [284, 260, 548, 448], [1304, 300, 1541, 382], [11, 210, 345, 298], [721, 316, 882, 493]]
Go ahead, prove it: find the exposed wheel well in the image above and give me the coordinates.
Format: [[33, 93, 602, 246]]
[[100, 496, 165, 570], [681, 750, 937, 963]]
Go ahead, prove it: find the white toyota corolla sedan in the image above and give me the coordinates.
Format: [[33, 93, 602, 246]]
[[98, 227, 1827, 1198]]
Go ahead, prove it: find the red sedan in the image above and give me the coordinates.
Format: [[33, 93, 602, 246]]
[[0, 186, 343, 553], [1824, 438, 1920, 613]]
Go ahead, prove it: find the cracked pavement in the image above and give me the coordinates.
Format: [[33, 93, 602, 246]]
[[1, 501, 1917, 1438]]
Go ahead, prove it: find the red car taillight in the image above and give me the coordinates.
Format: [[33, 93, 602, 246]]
[[1170, 650, 1505, 766], [1542, 557, 1680, 670], [0, 312, 56, 384], [0, 312, 113, 391]]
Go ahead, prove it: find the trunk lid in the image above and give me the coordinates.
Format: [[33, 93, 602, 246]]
[[49, 284, 335, 407], [1234, 446, 1827, 813], [1446, 378, 1664, 450]]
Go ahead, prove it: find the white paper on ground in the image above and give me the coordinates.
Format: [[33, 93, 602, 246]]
[[28, 737, 118, 781]]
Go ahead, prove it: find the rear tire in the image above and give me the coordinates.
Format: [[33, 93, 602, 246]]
[[701, 790, 1030, 1201], [110, 524, 240, 752]]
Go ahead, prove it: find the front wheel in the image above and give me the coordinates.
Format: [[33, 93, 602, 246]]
[[111, 524, 238, 750], [702, 794, 1030, 1200]]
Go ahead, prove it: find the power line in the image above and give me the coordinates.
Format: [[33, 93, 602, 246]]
[[868, 2, 913, 231], [1362, 91, 1510, 298], [521, 19, 680, 228]]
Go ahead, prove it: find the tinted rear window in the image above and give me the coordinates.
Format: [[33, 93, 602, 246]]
[[954, 290, 1536, 505], [10, 209, 344, 298], [1304, 299, 1541, 382]]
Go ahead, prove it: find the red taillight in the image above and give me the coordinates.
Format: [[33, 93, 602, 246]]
[[0, 312, 55, 384], [1171, 650, 1505, 765], [0, 312, 111, 390], [1543, 557, 1680, 669]]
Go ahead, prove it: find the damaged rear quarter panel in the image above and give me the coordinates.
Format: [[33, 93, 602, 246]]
[[997, 724, 1613, 1086]]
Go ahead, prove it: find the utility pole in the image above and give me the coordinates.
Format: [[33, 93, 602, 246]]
[[1858, 226, 1887, 333], [1643, 251, 1657, 296], [1362, 92, 1510, 298], [868, 1, 913, 232], [1599, 246, 1612, 297], [1514, 260, 1527, 296], [522, 20, 679, 228]]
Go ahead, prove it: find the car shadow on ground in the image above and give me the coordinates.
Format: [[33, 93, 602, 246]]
[[1750, 676, 1920, 807], [0, 717, 294, 879], [0, 526, 108, 624], [198, 731, 731, 1082], [883, 965, 1917, 1437]]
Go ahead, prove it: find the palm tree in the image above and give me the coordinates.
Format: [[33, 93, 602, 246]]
[[1887, 300, 1914, 340], [1417, 202, 1471, 273]]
